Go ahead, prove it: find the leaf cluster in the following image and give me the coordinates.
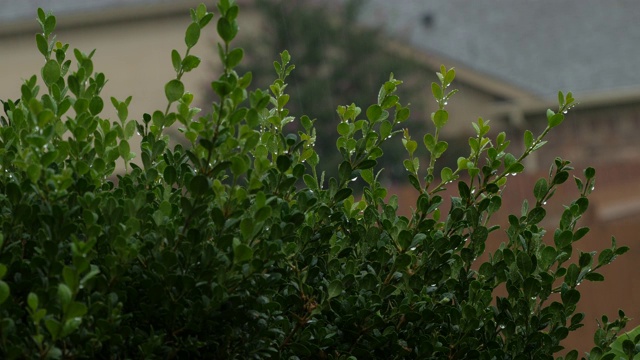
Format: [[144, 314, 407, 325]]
[[0, 2, 634, 359]]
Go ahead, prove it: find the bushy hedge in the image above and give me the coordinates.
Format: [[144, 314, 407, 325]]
[[0, 1, 636, 359]]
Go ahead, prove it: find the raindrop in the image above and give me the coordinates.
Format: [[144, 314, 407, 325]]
[[531, 297, 537, 300], [562, 110, 568, 114], [351, 177, 357, 182], [410, 246, 417, 251], [443, 101, 448, 105], [430, 284, 436, 287], [542, 201, 547, 205], [499, 324, 506, 329]]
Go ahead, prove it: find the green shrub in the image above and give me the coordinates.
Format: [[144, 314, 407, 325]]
[[0, 1, 634, 359]]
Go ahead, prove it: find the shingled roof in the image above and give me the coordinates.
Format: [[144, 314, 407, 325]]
[[357, 0, 640, 101]]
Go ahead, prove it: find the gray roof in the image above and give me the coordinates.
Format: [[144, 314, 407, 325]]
[[358, 0, 640, 99]]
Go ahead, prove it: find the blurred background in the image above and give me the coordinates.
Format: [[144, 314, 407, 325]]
[[2, 0, 640, 354]]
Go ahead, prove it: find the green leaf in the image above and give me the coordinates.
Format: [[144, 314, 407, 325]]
[[358, 159, 376, 170], [441, 167, 453, 183], [36, 33, 49, 57], [185, 22, 201, 48], [45, 318, 61, 338], [62, 266, 78, 292], [61, 317, 82, 338], [164, 165, 177, 185], [234, 244, 253, 263], [41, 150, 59, 167], [565, 350, 579, 360], [366, 104, 382, 122], [554, 229, 573, 248], [181, 55, 201, 72], [337, 122, 350, 136], [503, 153, 516, 169], [403, 139, 417, 156], [44, 15, 56, 36], [171, 49, 181, 72], [444, 68, 456, 85], [303, 174, 317, 190], [124, 120, 137, 138], [334, 188, 353, 203], [516, 252, 532, 275], [327, 280, 343, 299], [433, 141, 448, 157], [584, 167, 596, 179], [79, 265, 100, 286], [524, 130, 534, 149], [42, 59, 61, 86], [27, 164, 41, 183], [398, 230, 412, 250], [0, 280, 9, 305], [65, 301, 87, 319], [548, 113, 564, 128], [540, 246, 556, 268], [338, 161, 352, 183], [189, 174, 209, 196], [28, 292, 39, 311], [217, 17, 238, 42], [227, 48, 244, 68], [533, 178, 548, 202], [598, 249, 614, 266], [164, 79, 185, 102], [561, 288, 580, 307], [431, 82, 443, 99], [432, 110, 448, 128], [118, 140, 130, 160], [58, 283, 72, 307], [255, 206, 271, 223], [423, 133, 436, 152], [585, 272, 605, 282], [89, 96, 104, 115]]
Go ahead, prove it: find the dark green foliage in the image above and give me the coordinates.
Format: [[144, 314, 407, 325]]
[[0, 1, 635, 359]]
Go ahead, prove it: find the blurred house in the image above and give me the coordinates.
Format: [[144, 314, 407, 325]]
[[2, 0, 640, 353]]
